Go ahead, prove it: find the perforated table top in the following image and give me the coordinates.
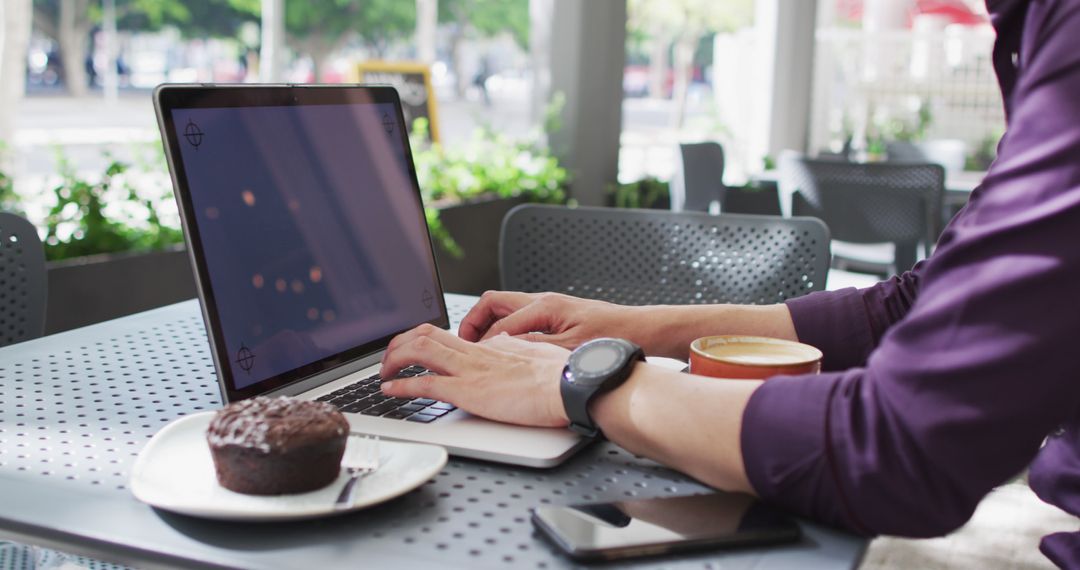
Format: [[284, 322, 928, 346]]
[[0, 294, 866, 569]]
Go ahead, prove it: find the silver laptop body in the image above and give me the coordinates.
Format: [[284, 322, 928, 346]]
[[154, 84, 584, 467]]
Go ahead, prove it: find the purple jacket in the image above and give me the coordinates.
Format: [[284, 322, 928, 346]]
[[740, 1, 1080, 566]]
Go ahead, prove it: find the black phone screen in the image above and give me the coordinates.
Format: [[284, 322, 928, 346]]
[[531, 492, 801, 561]]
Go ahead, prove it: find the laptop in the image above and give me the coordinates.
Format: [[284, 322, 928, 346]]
[[153, 84, 585, 467]]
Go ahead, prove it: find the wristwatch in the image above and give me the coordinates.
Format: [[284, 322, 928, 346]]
[[561, 338, 645, 438]]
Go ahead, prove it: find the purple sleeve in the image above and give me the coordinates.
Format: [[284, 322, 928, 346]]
[[742, 2, 1080, 537], [785, 264, 923, 371]]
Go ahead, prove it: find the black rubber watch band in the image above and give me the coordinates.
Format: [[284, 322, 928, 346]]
[[560, 338, 644, 439], [567, 420, 601, 439]]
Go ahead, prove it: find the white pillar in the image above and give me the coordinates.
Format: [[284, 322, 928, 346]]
[[528, 0, 554, 125], [549, 0, 627, 206], [416, 0, 438, 64], [102, 0, 119, 103], [808, 0, 836, 155], [260, 0, 285, 82], [751, 0, 818, 162], [862, 0, 910, 83], [0, 0, 32, 153], [864, 0, 911, 32]]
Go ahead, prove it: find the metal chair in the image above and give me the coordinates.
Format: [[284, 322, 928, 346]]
[[885, 141, 929, 163], [778, 154, 944, 276], [670, 142, 727, 213], [499, 204, 830, 306], [0, 212, 46, 347]]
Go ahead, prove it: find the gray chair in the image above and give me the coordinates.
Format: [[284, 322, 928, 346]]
[[500, 204, 830, 306], [670, 142, 727, 213], [779, 154, 944, 276], [885, 141, 929, 163], [0, 212, 46, 347]]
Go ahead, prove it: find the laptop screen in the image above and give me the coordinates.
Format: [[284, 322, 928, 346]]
[[159, 87, 447, 400]]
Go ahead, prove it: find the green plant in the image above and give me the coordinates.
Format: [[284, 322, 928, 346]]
[[0, 167, 16, 211], [883, 101, 933, 143], [0, 143, 19, 213], [43, 151, 183, 261], [966, 130, 1003, 171], [865, 136, 887, 158], [609, 177, 670, 209], [410, 116, 569, 257]]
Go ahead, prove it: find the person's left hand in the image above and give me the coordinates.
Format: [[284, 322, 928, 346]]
[[379, 324, 570, 428]]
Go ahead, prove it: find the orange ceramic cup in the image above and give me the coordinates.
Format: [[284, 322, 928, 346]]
[[689, 335, 823, 380]]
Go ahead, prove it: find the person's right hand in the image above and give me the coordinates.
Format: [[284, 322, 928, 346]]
[[458, 291, 647, 351]]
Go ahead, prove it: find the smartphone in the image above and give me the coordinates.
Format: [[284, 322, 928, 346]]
[[531, 492, 801, 562]]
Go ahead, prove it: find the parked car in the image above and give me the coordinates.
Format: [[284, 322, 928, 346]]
[[26, 44, 62, 88]]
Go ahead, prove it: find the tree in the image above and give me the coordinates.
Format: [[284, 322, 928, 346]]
[[284, 0, 415, 81], [438, 0, 528, 97], [33, 0, 255, 96], [32, 0, 419, 92], [121, 0, 258, 38], [628, 0, 753, 127], [33, 0, 91, 96]]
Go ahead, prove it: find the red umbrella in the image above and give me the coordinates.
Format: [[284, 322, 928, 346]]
[[834, 0, 987, 26], [915, 0, 987, 25]]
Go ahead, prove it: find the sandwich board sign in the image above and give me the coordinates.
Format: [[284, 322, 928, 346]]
[[353, 61, 440, 144]]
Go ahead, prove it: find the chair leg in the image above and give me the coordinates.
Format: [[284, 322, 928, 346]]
[[894, 243, 918, 275]]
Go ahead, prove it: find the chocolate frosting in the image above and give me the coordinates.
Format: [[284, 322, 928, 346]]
[[207, 397, 348, 454]]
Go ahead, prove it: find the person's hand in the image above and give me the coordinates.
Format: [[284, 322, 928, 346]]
[[458, 291, 644, 351], [379, 324, 570, 428]]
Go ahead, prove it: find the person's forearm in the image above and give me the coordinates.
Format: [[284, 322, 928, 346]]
[[590, 362, 761, 493], [633, 304, 798, 360]]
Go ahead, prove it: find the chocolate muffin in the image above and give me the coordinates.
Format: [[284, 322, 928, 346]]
[[207, 396, 349, 495]]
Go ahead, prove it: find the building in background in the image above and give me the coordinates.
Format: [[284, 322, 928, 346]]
[[810, 0, 1002, 169]]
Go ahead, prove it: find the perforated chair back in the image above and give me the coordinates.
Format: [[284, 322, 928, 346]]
[[779, 154, 944, 272], [670, 142, 727, 212], [499, 205, 830, 306], [0, 213, 47, 347]]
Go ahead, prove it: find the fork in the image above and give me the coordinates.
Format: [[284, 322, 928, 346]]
[[334, 435, 380, 510]]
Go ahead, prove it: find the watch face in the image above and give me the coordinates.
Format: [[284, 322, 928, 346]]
[[578, 345, 622, 374], [569, 340, 628, 387]]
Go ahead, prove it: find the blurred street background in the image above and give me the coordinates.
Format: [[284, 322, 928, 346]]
[[0, 0, 1001, 252]]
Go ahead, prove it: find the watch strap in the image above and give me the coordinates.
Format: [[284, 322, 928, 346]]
[[562, 377, 601, 438], [561, 339, 644, 439]]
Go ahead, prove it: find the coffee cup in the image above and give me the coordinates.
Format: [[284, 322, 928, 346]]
[[689, 335, 822, 380]]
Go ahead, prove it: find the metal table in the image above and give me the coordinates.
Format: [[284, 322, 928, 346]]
[[0, 294, 867, 569]]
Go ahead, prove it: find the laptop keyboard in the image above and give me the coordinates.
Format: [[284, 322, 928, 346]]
[[314, 365, 455, 423]]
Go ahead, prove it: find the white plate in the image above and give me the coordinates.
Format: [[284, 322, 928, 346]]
[[130, 411, 447, 521]]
